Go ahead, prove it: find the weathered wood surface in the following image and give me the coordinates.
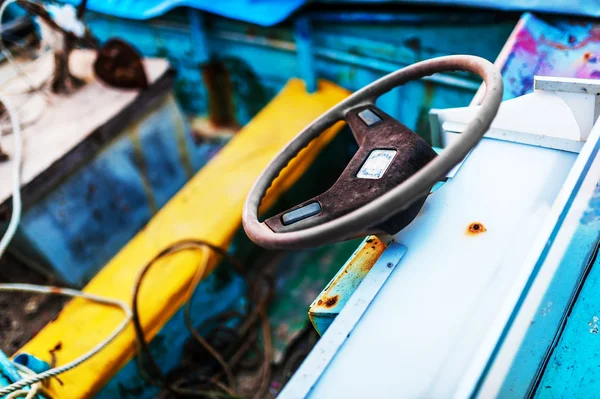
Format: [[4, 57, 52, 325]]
[[0, 50, 171, 214]]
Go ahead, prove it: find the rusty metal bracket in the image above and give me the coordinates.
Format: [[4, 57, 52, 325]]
[[308, 235, 387, 335], [279, 242, 406, 399]]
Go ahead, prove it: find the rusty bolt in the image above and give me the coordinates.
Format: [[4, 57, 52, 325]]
[[467, 222, 487, 235]]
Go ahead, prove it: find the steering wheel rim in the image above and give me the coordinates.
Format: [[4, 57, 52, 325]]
[[243, 55, 503, 250]]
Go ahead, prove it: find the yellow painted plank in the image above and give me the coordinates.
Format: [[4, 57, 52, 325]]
[[18, 78, 349, 398]]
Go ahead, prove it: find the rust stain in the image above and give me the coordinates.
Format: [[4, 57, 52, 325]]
[[318, 295, 339, 308], [246, 26, 257, 38], [0, 146, 8, 162], [327, 238, 384, 290], [540, 36, 570, 50], [325, 295, 338, 307], [541, 27, 600, 51], [313, 236, 386, 311], [129, 123, 158, 215], [49, 342, 63, 370], [94, 38, 149, 90], [404, 37, 421, 53], [201, 60, 238, 129], [49, 287, 62, 294], [467, 222, 487, 235], [416, 81, 435, 139], [310, 237, 387, 332], [169, 97, 194, 178], [316, 297, 338, 307]]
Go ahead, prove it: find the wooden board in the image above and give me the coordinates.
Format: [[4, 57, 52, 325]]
[[0, 50, 170, 213]]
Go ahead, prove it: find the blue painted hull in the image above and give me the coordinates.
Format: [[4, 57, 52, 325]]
[[8, 96, 226, 287]]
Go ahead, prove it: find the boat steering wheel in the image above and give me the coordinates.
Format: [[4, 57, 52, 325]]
[[243, 55, 502, 250]]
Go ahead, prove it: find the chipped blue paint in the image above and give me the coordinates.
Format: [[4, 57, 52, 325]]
[[497, 176, 600, 398], [530, 187, 600, 398], [499, 222, 600, 397], [11, 96, 226, 287]]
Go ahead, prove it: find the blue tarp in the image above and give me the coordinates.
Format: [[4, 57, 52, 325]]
[[317, 0, 600, 19], [63, 0, 600, 25], [64, 0, 306, 26], [402, 0, 600, 18]]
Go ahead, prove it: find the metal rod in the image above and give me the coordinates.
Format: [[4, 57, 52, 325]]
[[294, 16, 317, 93], [189, 9, 209, 64], [213, 31, 480, 92]]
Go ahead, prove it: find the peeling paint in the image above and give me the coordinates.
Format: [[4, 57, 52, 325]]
[[309, 236, 386, 334], [170, 97, 194, 178], [539, 301, 553, 316], [128, 123, 158, 215], [589, 316, 599, 334]]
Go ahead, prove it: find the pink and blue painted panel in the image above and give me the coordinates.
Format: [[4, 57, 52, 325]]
[[501, 13, 600, 100]]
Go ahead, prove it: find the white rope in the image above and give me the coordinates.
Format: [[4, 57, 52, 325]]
[[0, 3, 132, 395], [0, 0, 45, 93], [5, 363, 43, 399], [0, 67, 128, 399], [0, 91, 21, 259], [0, 0, 46, 259], [0, 283, 132, 396]]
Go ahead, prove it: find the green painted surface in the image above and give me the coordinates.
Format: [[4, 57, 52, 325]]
[[268, 239, 363, 361]]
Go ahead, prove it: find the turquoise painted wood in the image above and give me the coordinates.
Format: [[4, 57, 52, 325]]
[[501, 189, 600, 397], [81, 7, 516, 140], [532, 183, 600, 398], [11, 96, 226, 287]]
